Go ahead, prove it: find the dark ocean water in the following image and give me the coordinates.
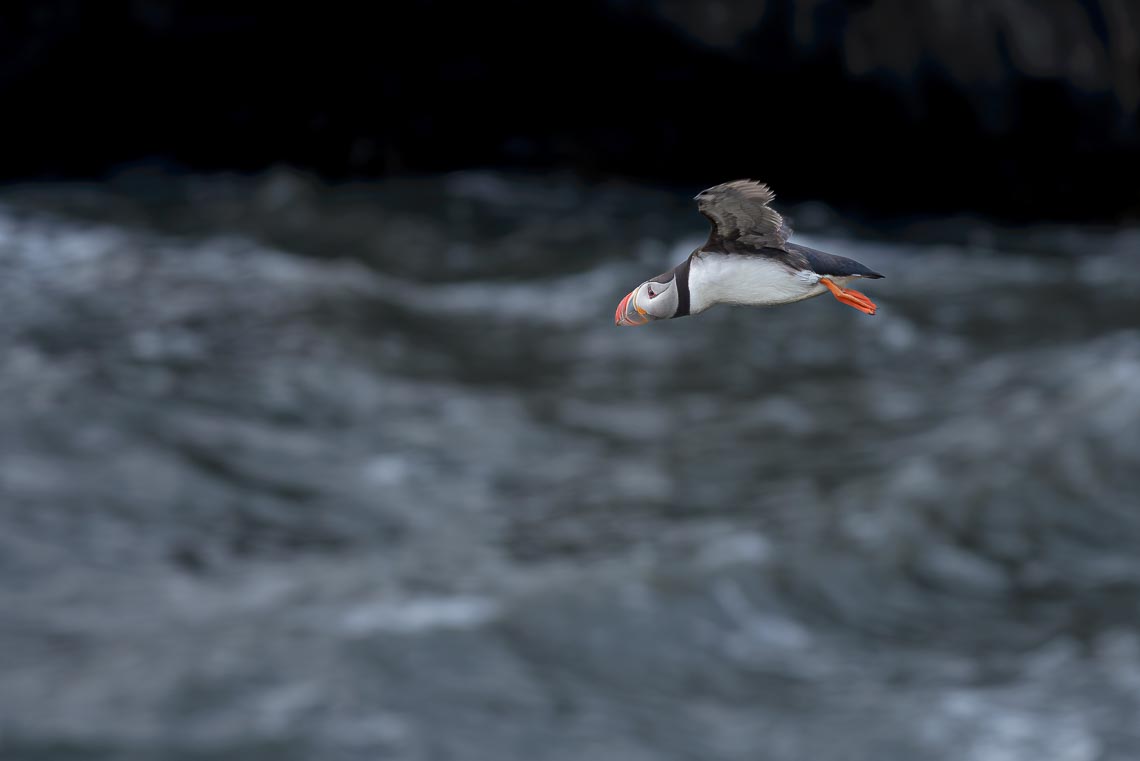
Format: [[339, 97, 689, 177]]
[[2, 170, 1140, 761]]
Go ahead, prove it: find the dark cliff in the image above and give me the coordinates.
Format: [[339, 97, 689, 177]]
[[2, 0, 1137, 220]]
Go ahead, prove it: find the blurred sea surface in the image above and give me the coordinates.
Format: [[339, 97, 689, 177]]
[[2, 170, 1140, 761]]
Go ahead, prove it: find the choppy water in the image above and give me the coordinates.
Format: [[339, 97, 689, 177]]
[[2, 170, 1140, 761]]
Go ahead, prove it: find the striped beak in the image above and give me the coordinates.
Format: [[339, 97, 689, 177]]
[[615, 285, 649, 326]]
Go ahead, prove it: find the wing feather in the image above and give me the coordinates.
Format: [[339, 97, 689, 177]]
[[695, 179, 791, 253]]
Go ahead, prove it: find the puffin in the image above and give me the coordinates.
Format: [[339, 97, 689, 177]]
[[615, 180, 883, 326]]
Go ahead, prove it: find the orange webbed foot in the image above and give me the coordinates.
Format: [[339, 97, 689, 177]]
[[820, 278, 877, 315]]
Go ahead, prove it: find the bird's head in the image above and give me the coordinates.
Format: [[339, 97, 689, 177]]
[[615, 270, 680, 326]]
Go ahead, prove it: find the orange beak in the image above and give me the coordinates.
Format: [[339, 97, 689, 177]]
[[615, 286, 649, 326]]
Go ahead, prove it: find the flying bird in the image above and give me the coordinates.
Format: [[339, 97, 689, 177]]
[[615, 180, 883, 326]]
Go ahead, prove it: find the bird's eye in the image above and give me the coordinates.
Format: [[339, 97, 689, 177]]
[[647, 287, 657, 298]]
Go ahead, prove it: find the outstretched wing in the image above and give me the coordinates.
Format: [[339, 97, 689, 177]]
[[695, 179, 791, 253]]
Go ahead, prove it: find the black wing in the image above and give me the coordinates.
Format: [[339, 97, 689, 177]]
[[787, 243, 884, 279], [695, 179, 791, 254]]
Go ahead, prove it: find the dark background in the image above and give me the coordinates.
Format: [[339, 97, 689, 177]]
[[4, 0, 1139, 221]]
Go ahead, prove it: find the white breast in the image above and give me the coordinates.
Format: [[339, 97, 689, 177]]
[[688, 253, 834, 314]]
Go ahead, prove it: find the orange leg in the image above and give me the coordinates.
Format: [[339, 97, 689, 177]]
[[820, 278, 877, 315]]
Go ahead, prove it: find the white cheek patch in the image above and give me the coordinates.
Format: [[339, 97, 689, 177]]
[[643, 282, 677, 318]]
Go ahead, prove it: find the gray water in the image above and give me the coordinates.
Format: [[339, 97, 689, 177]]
[[2, 169, 1140, 761]]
